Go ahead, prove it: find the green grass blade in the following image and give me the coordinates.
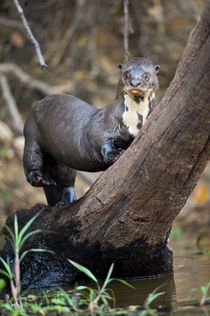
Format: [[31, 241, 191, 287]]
[[115, 278, 135, 289], [0, 221, 15, 242], [68, 259, 98, 284], [18, 212, 41, 244], [0, 268, 11, 279], [76, 285, 88, 290], [101, 295, 109, 305], [147, 291, 165, 305], [20, 248, 54, 263], [1, 303, 14, 311], [0, 258, 13, 279], [14, 214, 19, 244], [19, 230, 43, 250], [101, 263, 114, 292], [41, 289, 50, 306], [58, 288, 73, 307]]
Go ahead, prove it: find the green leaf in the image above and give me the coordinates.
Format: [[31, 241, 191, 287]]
[[88, 288, 96, 301], [101, 263, 114, 292], [147, 291, 165, 305], [20, 248, 54, 263], [42, 305, 70, 313], [0, 278, 6, 290], [19, 230, 43, 250], [1, 303, 14, 311], [0, 221, 15, 242], [51, 298, 66, 305], [0, 269, 11, 280], [101, 295, 109, 305], [27, 303, 43, 313], [57, 288, 73, 307], [115, 278, 135, 289], [40, 289, 50, 306], [14, 214, 19, 247], [18, 212, 41, 245], [68, 259, 98, 283], [76, 285, 88, 290], [0, 258, 13, 279]]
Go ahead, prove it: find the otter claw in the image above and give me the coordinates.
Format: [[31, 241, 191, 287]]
[[27, 171, 56, 187], [56, 187, 77, 206], [113, 149, 125, 162], [105, 148, 125, 164]]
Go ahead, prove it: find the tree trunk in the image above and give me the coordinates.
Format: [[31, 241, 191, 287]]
[[1, 2, 210, 287]]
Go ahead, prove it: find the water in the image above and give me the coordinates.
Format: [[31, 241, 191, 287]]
[[111, 233, 210, 314], [1, 232, 209, 315]]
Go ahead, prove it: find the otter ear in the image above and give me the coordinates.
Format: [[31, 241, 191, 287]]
[[117, 63, 123, 70], [154, 65, 160, 74]]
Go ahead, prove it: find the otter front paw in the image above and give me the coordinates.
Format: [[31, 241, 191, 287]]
[[101, 141, 116, 165], [102, 142, 125, 165], [104, 153, 115, 165], [112, 148, 125, 162], [27, 171, 56, 187], [103, 149, 125, 164]]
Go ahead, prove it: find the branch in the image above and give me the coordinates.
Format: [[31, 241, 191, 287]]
[[13, 0, 48, 70], [52, 0, 85, 67], [0, 17, 23, 29], [123, 0, 133, 61], [0, 63, 73, 95], [0, 75, 23, 135]]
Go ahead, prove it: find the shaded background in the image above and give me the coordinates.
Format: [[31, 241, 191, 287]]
[[0, 0, 209, 234]]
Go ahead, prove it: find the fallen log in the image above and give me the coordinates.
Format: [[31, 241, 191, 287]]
[[1, 2, 210, 287]]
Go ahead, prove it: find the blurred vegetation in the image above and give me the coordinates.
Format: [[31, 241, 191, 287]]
[[0, 0, 209, 230], [0, 0, 208, 120]]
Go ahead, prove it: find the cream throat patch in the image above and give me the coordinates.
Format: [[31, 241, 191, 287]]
[[122, 91, 153, 137]]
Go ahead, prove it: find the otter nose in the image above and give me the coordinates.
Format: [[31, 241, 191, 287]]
[[130, 79, 142, 87]]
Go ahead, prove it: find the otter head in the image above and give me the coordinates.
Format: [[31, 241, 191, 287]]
[[118, 57, 160, 97]]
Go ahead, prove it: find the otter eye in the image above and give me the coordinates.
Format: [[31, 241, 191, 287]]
[[123, 71, 130, 80], [142, 72, 150, 81]]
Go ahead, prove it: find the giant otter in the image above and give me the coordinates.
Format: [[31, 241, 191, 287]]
[[23, 58, 159, 206]]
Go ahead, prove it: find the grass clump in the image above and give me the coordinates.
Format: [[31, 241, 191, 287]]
[[0, 213, 167, 315], [0, 212, 53, 308], [189, 280, 210, 307], [68, 260, 134, 313]]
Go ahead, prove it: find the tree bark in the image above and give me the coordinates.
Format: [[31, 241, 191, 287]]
[[1, 2, 210, 287]]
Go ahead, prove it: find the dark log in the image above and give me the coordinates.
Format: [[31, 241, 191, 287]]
[[1, 2, 210, 287]]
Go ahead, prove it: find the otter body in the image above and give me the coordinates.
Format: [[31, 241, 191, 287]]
[[23, 58, 159, 206]]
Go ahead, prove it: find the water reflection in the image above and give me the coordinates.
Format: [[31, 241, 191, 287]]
[[112, 234, 210, 314], [112, 274, 176, 311]]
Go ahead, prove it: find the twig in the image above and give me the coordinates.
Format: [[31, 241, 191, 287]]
[[52, 0, 85, 67], [123, 0, 132, 62], [0, 75, 23, 135], [13, 0, 48, 70], [0, 17, 23, 29], [0, 63, 73, 95]]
